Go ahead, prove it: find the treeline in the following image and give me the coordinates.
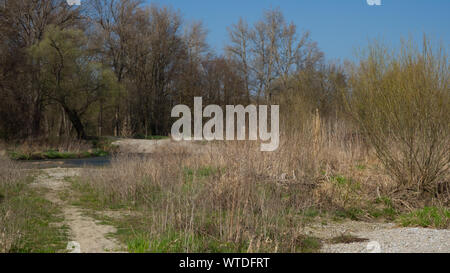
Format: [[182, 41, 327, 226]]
[[0, 0, 344, 140]]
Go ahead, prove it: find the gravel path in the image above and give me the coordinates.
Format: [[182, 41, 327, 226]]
[[322, 227, 450, 253], [307, 221, 450, 253]]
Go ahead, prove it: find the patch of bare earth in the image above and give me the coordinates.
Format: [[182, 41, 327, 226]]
[[31, 168, 123, 253]]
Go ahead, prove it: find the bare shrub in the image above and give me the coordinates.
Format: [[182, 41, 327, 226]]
[[348, 39, 450, 202]]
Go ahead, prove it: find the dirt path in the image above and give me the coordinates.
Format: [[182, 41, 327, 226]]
[[31, 168, 123, 253]]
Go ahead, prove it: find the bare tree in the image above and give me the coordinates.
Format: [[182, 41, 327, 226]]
[[226, 8, 323, 104], [226, 18, 251, 103]]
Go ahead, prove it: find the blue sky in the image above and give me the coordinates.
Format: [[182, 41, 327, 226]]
[[150, 0, 449, 61]]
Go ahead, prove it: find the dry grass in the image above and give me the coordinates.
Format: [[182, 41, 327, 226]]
[[8, 137, 92, 153], [0, 156, 26, 252], [2, 137, 114, 160], [75, 114, 398, 252]]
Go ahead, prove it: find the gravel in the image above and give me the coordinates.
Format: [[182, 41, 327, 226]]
[[321, 227, 450, 253]]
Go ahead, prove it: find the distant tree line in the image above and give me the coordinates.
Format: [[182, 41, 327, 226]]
[[0, 0, 348, 140]]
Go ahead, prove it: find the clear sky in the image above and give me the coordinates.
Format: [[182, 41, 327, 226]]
[[150, 0, 449, 61]]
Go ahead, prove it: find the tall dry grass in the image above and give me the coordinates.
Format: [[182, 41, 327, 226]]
[[7, 137, 92, 156], [78, 112, 390, 252]]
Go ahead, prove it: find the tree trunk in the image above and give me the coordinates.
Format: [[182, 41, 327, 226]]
[[31, 100, 42, 138], [59, 106, 66, 137], [98, 101, 103, 137], [64, 107, 86, 139]]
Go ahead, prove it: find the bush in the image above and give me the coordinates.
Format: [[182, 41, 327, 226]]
[[348, 38, 449, 201]]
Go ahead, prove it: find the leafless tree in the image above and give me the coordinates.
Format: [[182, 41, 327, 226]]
[[227, 8, 323, 104]]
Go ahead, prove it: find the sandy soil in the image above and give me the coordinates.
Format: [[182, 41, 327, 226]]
[[31, 168, 123, 253]]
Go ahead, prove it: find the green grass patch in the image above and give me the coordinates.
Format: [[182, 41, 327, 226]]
[[398, 206, 450, 229], [183, 166, 220, 181], [91, 137, 119, 152], [298, 207, 324, 224], [68, 176, 161, 210], [69, 178, 127, 210], [294, 236, 323, 253], [125, 230, 248, 253], [367, 196, 398, 221], [333, 208, 364, 221], [302, 207, 321, 218], [368, 207, 397, 220], [1, 177, 69, 253], [330, 175, 361, 191], [182, 166, 222, 193]]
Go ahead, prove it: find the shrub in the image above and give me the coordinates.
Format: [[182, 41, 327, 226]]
[[348, 38, 449, 201]]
